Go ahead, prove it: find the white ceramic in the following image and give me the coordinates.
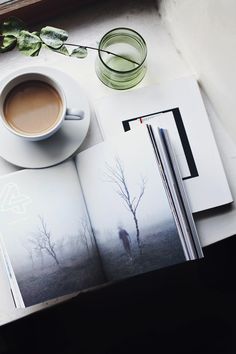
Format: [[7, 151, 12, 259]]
[[0, 66, 90, 168], [0, 72, 84, 141]]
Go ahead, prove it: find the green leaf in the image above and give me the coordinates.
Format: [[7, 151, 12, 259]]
[[30, 48, 41, 57], [0, 17, 26, 37], [70, 46, 88, 59], [17, 30, 42, 56], [55, 45, 69, 56], [0, 35, 17, 52], [40, 26, 68, 49]]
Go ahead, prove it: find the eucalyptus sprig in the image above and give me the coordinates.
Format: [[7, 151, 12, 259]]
[[0, 17, 140, 65]]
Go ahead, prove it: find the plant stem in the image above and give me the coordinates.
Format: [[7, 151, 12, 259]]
[[66, 43, 141, 66]]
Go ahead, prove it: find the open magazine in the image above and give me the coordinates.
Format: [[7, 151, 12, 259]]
[[0, 126, 203, 308]]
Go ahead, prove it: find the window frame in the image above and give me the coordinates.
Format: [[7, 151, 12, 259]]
[[0, 0, 93, 24]]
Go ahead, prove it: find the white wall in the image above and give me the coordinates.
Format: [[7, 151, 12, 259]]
[[159, 0, 236, 142]]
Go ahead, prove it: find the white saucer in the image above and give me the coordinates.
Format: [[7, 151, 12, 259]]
[[0, 66, 90, 168]]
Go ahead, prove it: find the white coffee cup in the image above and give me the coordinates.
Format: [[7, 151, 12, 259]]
[[0, 72, 84, 141]]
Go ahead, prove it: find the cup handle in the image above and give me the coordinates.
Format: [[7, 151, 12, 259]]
[[65, 108, 84, 120]]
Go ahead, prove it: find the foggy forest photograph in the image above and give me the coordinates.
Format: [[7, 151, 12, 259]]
[[0, 128, 187, 308], [0, 162, 104, 307], [77, 128, 186, 281]]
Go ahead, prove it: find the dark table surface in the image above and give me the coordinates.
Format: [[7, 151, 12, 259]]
[[0, 235, 236, 354]]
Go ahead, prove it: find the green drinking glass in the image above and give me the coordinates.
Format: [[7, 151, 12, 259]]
[[95, 27, 147, 90]]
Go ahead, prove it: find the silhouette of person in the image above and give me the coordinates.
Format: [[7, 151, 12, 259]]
[[118, 226, 133, 261]]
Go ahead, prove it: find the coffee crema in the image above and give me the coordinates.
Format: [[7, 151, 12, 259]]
[[4, 81, 62, 135]]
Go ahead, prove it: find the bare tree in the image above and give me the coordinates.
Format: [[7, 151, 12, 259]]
[[105, 157, 146, 254], [78, 217, 96, 257], [29, 215, 60, 266]]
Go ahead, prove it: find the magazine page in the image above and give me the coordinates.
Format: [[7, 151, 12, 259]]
[[94, 76, 233, 213], [75, 127, 187, 282], [0, 161, 105, 308]]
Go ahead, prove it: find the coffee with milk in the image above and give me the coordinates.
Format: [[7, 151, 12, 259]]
[[4, 80, 63, 136]]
